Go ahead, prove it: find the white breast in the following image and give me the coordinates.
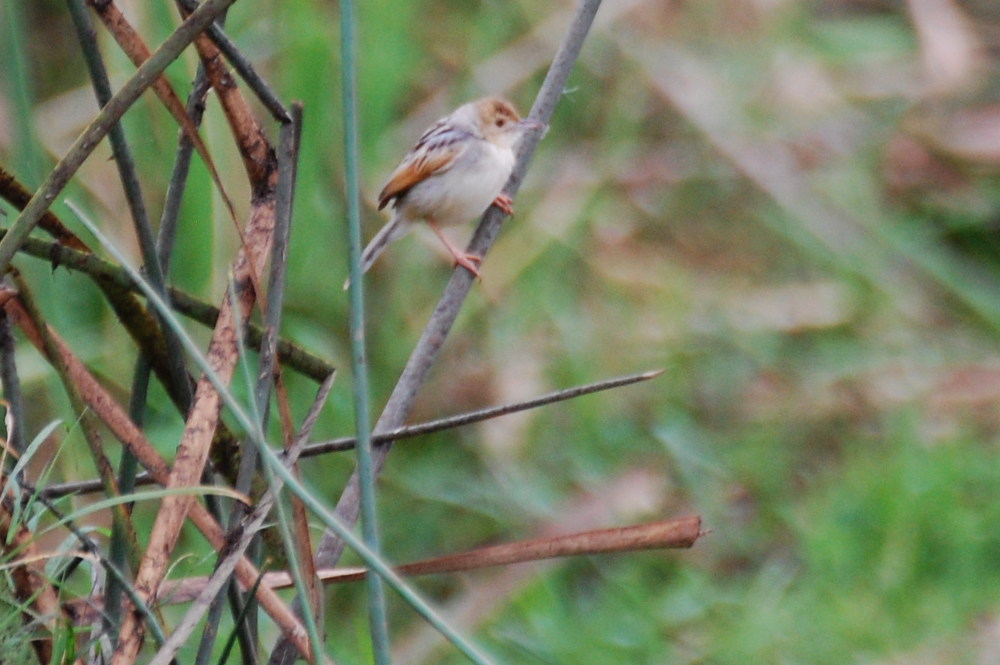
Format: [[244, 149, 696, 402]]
[[399, 140, 515, 227]]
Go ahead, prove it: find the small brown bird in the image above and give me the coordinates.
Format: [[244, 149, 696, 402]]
[[358, 96, 542, 279]]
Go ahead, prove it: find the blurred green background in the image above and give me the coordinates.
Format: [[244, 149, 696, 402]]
[[4, 0, 1000, 663]]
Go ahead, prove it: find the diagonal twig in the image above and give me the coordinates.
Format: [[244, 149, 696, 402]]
[[174, 0, 291, 122], [40, 369, 661, 499], [0, 166, 89, 250], [303, 368, 663, 455]]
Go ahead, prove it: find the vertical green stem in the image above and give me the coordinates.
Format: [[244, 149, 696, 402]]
[[339, 1, 392, 664]]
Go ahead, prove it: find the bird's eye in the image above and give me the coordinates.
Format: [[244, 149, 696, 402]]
[[495, 118, 506, 127]]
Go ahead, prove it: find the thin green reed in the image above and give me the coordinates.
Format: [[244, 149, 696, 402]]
[[338, 0, 392, 663]]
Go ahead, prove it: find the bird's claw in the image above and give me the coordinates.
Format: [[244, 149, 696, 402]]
[[454, 252, 483, 279], [493, 194, 515, 216]]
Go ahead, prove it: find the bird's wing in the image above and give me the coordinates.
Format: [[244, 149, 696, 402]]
[[377, 122, 473, 210]]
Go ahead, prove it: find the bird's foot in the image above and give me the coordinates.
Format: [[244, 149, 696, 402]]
[[428, 219, 483, 279], [493, 194, 515, 216], [452, 252, 483, 279]]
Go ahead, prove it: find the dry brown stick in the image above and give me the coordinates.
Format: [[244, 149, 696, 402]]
[[259, 113, 316, 607], [387, 516, 703, 578], [71, 516, 703, 615], [110, 202, 278, 665], [178, 0, 276, 343], [284, 394, 324, 631], [9, 274, 143, 582], [85, 0, 238, 221], [0, 165, 90, 251], [271, 366, 327, 650], [106, 1, 283, 658], [287, 517, 703, 585], [181, 1, 276, 192], [0, 292, 314, 661], [179, 9, 322, 638]]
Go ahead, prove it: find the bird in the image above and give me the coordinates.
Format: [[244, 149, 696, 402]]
[[355, 96, 542, 281]]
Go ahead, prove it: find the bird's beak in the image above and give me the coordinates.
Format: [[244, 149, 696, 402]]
[[519, 117, 548, 138]]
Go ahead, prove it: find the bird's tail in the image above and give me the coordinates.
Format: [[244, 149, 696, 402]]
[[343, 216, 410, 289]]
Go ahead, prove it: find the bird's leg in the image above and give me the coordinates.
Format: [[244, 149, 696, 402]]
[[427, 220, 482, 278], [493, 193, 515, 216]]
